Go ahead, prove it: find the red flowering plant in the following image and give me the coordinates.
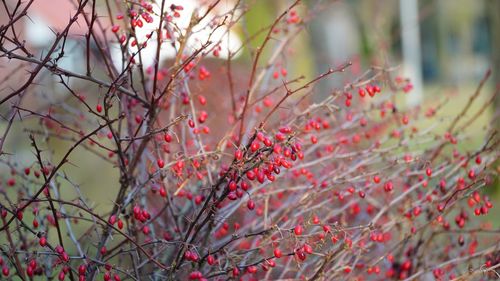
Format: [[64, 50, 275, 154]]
[[0, 0, 499, 280]]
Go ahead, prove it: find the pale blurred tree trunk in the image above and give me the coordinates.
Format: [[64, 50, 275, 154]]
[[486, 0, 500, 113], [436, 0, 450, 83], [400, 0, 423, 106], [483, 0, 499, 139]]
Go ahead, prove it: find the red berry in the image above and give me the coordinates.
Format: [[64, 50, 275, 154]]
[[312, 215, 320, 224], [273, 71, 279, 79], [303, 243, 313, 254], [279, 126, 292, 134], [247, 265, 258, 274], [402, 115, 409, 125], [16, 210, 23, 220], [247, 200, 255, 210], [26, 266, 34, 277], [358, 191, 365, 198], [228, 181, 237, 191], [250, 141, 260, 152], [2, 267, 9, 276], [235, 149, 243, 160], [232, 267, 239, 277], [227, 192, 237, 200], [117, 219, 124, 229], [413, 206, 422, 216], [437, 203, 445, 212], [294, 225, 303, 235], [358, 88, 366, 97], [198, 95, 207, 105], [164, 134, 172, 143], [246, 171, 255, 180], [58, 270, 65, 281], [426, 168, 432, 177], [189, 271, 202, 280], [274, 248, 282, 258], [475, 156, 482, 164], [7, 178, 15, 186], [55, 245, 64, 254], [384, 181, 393, 192], [207, 255, 216, 265], [109, 215, 116, 225], [295, 250, 307, 261], [310, 135, 318, 144], [78, 264, 86, 275]]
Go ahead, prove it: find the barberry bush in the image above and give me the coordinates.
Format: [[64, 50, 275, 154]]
[[0, 0, 499, 280]]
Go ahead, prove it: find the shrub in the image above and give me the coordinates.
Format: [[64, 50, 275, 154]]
[[0, 0, 498, 280]]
